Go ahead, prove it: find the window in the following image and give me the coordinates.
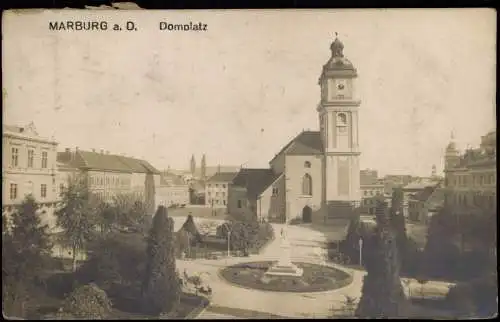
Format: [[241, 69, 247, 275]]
[[272, 187, 279, 196], [215, 184, 219, 188], [208, 184, 211, 188], [223, 200, 226, 205], [9, 183, 17, 200], [27, 149, 34, 168], [222, 192, 226, 197], [59, 183, 65, 195], [41, 151, 48, 168], [41, 184, 47, 198], [222, 184, 226, 188], [237, 200, 242, 208], [302, 174, 313, 196], [11, 148, 19, 167], [304, 161, 311, 168]]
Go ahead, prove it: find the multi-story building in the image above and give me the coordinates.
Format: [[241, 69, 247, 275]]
[[2, 123, 59, 230], [360, 169, 385, 215], [205, 172, 238, 208], [156, 172, 190, 207], [57, 148, 161, 215], [401, 178, 442, 219], [443, 130, 496, 215]]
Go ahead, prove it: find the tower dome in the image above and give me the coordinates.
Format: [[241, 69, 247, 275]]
[[445, 131, 458, 154], [320, 34, 357, 78], [330, 37, 345, 58]]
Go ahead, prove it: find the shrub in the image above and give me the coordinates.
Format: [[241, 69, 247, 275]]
[[445, 273, 498, 318], [60, 283, 112, 319], [289, 217, 302, 225]]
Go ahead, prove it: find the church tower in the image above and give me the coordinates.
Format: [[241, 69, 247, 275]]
[[317, 35, 361, 218], [444, 132, 460, 171]]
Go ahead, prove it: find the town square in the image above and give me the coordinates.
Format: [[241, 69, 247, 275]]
[[2, 8, 497, 319]]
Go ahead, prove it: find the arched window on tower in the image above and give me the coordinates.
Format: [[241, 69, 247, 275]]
[[302, 174, 313, 196], [304, 161, 311, 168]]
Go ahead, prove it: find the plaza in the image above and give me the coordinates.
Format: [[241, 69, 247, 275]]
[[171, 215, 455, 319]]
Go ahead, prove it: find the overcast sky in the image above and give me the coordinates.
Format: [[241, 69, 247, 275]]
[[3, 9, 496, 176]]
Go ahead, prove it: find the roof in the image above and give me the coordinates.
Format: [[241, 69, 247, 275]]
[[409, 186, 436, 202], [3, 123, 57, 144], [207, 172, 239, 183], [232, 168, 281, 198], [403, 178, 441, 191], [56, 150, 160, 174], [426, 188, 445, 210], [457, 148, 496, 169], [270, 131, 323, 164]]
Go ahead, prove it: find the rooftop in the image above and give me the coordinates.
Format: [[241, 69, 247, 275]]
[[232, 168, 281, 199], [57, 149, 160, 174], [207, 171, 239, 183], [270, 131, 323, 165]]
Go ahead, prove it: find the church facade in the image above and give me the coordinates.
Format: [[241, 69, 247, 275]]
[[228, 36, 362, 223]]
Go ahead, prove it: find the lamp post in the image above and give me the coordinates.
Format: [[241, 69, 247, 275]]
[[359, 237, 363, 266], [222, 222, 231, 258]]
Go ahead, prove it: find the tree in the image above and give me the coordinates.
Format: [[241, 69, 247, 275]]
[[356, 199, 409, 318], [110, 193, 149, 232], [77, 231, 147, 296], [55, 174, 99, 272], [141, 206, 180, 315], [2, 195, 53, 318], [60, 283, 112, 319]]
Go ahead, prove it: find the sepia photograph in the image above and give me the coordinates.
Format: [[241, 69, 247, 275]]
[[2, 8, 497, 319]]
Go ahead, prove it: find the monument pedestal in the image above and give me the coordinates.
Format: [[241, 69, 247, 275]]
[[263, 232, 303, 278]]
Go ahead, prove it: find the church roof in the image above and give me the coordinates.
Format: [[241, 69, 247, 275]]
[[232, 168, 281, 199], [270, 131, 323, 164]]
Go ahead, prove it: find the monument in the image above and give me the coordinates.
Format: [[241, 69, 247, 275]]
[[263, 226, 303, 278]]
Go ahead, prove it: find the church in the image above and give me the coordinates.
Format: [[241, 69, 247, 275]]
[[227, 36, 361, 224]]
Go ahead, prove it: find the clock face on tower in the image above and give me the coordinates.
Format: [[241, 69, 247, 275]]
[[329, 79, 349, 100]]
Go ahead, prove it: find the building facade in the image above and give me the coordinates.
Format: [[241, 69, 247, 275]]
[[156, 172, 190, 207], [57, 148, 161, 215], [360, 169, 385, 214], [205, 172, 238, 208], [2, 123, 59, 230], [227, 169, 282, 222], [227, 36, 362, 224], [443, 130, 496, 216]]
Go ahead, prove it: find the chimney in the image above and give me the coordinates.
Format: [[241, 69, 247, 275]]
[[65, 148, 70, 153], [75, 146, 79, 152], [100, 149, 104, 154], [92, 148, 96, 152]]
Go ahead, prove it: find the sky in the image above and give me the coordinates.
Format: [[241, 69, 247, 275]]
[[3, 9, 496, 177]]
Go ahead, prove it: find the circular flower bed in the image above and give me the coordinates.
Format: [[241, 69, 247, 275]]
[[219, 261, 353, 293]]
